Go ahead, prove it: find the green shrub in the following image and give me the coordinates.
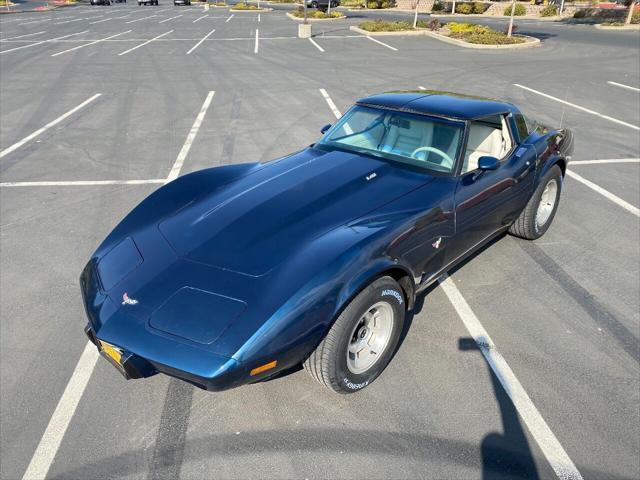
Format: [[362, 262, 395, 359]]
[[573, 9, 586, 18], [539, 4, 556, 16], [472, 2, 486, 13], [367, 0, 391, 8], [359, 19, 413, 30], [464, 31, 524, 44], [292, 6, 343, 16], [447, 21, 524, 43], [456, 2, 473, 14], [503, 3, 526, 15], [447, 23, 524, 45], [232, 2, 261, 8], [447, 22, 490, 33], [632, 11, 640, 24]]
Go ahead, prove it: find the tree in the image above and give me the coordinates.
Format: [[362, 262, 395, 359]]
[[507, 0, 516, 37], [625, 0, 635, 25]]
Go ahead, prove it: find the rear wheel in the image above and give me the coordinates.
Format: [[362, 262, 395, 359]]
[[304, 276, 406, 393], [509, 165, 562, 240]]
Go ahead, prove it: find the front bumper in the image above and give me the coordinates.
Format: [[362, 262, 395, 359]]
[[80, 259, 248, 391], [84, 322, 247, 390]]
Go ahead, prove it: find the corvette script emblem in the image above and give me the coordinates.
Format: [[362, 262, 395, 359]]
[[122, 292, 138, 306]]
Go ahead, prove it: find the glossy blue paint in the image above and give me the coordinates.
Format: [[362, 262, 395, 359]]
[[81, 93, 573, 391]]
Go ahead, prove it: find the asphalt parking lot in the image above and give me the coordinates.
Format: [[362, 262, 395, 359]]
[[1, 3, 639, 479]]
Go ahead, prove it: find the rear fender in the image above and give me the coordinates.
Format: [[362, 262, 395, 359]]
[[533, 128, 572, 184]]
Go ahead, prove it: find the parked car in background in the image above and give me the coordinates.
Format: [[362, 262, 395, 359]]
[[138, 0, 159, 4], [174, 0, 192, 5], [90, 0, 112, 5], [307, 0, 340, 9]]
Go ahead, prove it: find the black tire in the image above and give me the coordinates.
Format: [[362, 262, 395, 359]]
[[310, 0, 318, 7], [304, 276, 406, 394], [509, 165, 563, 240]]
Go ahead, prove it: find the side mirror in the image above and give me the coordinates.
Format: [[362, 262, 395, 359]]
[[478, 156, 500, 171], [320, 124, 332, 135]]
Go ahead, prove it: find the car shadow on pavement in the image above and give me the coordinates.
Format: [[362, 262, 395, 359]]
[[459, 337, 540, 480]]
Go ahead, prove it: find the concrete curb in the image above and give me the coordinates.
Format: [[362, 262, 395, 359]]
[[594, 23, 640, 30], [346, 7, 392, 11], [0, 4, 73, 13], [349, 25, 541, 48], [286, 11, 345, 21], [229, 6, 273, 10]]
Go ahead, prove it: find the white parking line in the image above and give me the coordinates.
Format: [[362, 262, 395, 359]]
[[0, 31, 89, 54], [89, 15, 130, 25], [570, 158, 640, 165], [320, 88, 353, 134], [0, 94, 101, 160], [225, 13, 234, 22], [514, 84, 640, 131], [254, 28, 259, 53], [20, 343, 100, 480], [607, 81, 640, 93], [126, 14, 157, 23], [118, 30, 173, 55], [0, 179, 166, 187], [319, 87, 342, 118], [167, 90, 216, 181], [186, 28, 216, 54], [366, 35, 397, 51], [159, 14, 183, 23], [0, 31, 47, 41], [54, 18, 84, 25], [439, 275, 584, 480], [309, 37, 324, 52], [193, 14, 208, 22], [566, 169, 639, 217], [51, 30, 131, 57], [258, 13, 261, 22], [18, 19, 52, 26]]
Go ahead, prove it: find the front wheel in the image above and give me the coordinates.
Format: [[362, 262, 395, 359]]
[[509, 165, 563, 240], [304, 276, 406, 394]]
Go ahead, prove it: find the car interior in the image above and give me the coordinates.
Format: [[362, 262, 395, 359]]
[[326, 109, 463, 173], [461, 115, 513, 174], [324, 109, 514, 175]]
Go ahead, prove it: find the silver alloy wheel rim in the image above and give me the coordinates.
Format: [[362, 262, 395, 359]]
[[346, 302, 394, 375], [536, 179, 558, 228]]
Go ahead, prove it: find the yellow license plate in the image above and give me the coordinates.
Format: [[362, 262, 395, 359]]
[[99, 341, 123, 365]]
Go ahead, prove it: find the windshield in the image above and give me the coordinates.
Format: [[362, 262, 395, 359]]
[[319, 106, 464, 174]]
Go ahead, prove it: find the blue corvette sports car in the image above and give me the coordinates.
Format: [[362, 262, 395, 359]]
[[81, 91, 573, 393]]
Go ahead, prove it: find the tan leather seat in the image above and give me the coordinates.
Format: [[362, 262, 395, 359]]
[[462, 125, 504, 173]]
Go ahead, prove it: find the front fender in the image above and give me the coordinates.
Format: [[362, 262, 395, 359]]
[[230, 223, 417, 375]]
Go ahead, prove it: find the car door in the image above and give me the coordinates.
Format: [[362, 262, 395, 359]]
[[447, 114, 536, 263]]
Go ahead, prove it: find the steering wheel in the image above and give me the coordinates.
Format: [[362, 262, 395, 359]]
[[410, 146, 454, 169]]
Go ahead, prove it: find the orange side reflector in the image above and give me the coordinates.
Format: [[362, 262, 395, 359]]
[[250, 360, 277, 376]]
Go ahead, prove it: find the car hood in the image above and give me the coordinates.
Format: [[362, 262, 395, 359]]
[[158, 148, 433, 276]]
